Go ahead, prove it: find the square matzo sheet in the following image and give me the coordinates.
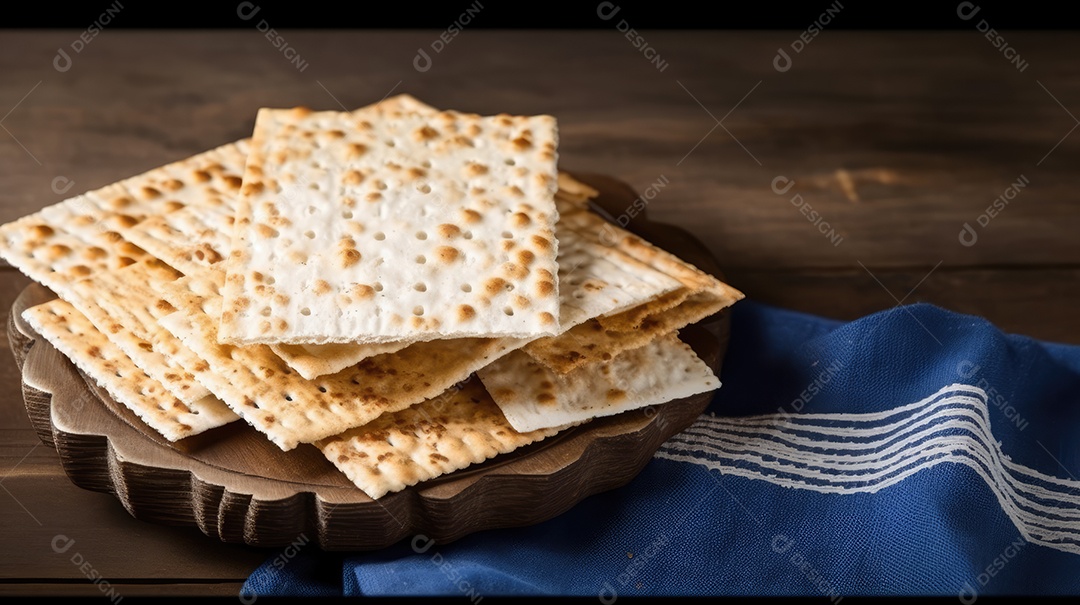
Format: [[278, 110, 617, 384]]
[[219, 106, 563, 346]]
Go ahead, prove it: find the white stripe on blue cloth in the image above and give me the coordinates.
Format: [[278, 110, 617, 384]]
[[656, 384, 1080, 555]]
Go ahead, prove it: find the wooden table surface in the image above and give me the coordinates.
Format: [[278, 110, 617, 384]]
[[0, 29, 1078, 596]]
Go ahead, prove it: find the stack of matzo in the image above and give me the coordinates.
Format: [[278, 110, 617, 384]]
[[0, 95, 743, 499]]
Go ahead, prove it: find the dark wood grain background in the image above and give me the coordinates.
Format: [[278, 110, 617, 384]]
[[1, 30, 1077, 595]]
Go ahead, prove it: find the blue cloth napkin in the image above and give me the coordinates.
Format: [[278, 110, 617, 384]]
[[242, 301, 1080, 597]]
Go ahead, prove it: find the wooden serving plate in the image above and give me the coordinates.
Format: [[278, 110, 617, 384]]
[[6, 173, 731, 551]]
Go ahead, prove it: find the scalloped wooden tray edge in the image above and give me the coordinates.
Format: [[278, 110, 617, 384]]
[[5, 172, 731, 551]]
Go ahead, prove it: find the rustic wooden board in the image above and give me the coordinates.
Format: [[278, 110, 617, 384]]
[[0, 582, 246, 597], [7, 172, 731, 551], [727, 267, 1080, 344], [1, 28, 1075, 593], [3, 31, 1079, 271]]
